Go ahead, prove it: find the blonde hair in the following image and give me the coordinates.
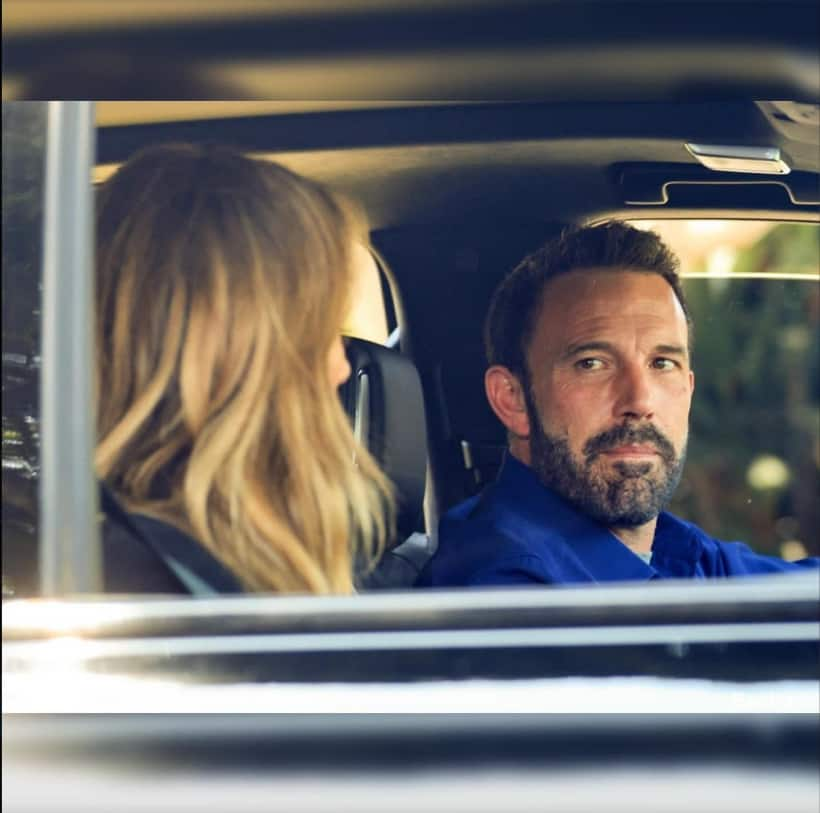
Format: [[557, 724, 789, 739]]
[[95, 143, 393, 594]]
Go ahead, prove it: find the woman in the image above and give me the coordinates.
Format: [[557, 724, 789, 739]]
[[95, 143, 393, 594]]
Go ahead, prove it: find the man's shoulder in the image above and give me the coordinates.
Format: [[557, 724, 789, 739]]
[[421, 530, 553, 587], [438, 485, 543, 560], [418, 484, 552, 586], [655, 512, 820, 576], [420, 469, 592, 587]]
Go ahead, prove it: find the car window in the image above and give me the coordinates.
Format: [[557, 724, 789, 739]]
[[342, 241, 391, 345], [3, 102, 818, 606], [630, 220, 819, 560], [2, 102, 46, 599]]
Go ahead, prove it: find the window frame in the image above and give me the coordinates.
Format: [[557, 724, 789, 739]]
[[38, 100, 101, 595]]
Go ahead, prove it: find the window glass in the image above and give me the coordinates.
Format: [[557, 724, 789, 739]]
[[2, 102, 47, 598], [631, 220, 819, 560], [342, 242, 391, 344]]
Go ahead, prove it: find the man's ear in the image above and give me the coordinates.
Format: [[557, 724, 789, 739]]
[[485, 365, 530, 438]]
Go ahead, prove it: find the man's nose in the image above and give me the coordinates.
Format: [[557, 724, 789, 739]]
[[613, 362, 655, 420]]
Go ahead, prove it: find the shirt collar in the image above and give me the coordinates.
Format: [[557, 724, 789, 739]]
[[651, 511, 704, 577]]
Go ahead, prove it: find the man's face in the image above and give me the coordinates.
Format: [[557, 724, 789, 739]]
[[521, 269, 694, 528]]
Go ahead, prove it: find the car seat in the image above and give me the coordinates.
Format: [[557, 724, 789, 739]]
[[434, 354, 507, 511], [340, 336, 436, 589]]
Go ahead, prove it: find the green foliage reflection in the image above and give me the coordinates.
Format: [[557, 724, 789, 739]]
[[671, 224, 819, 557]]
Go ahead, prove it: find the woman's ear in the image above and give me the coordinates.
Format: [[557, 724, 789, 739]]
[[485, 365, 530, 438]]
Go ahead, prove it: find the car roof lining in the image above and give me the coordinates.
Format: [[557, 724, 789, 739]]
[[93, 101, 819, 229]]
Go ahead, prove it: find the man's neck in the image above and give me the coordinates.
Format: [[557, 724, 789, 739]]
[[608, 520, 657, 555]]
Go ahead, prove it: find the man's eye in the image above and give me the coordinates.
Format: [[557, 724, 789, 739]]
[[576, 358, 604, 370], [652, 357, 679, 370]]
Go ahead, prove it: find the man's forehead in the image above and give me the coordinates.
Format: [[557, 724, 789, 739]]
[[531, 268, 689, 343], [536, 268, 679, 312]]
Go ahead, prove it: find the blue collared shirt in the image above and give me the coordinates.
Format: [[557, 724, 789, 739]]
[[417, 454, 819, 587]]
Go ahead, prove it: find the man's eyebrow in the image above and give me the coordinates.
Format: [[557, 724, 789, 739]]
[[561, 341, 689, 359], [562, 341, 617, 359], [654, 344, 688, 357]]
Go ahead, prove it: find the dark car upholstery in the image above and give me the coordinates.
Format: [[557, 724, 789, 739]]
[[340, 337, 436, 589]]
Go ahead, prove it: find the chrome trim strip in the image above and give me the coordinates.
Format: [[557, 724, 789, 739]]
[[39, 101, 100, 595], [4, 573, 818, 635], [4, 622, 818, 662]]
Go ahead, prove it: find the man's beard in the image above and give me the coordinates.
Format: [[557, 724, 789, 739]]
[[524, 389, 686, 529]]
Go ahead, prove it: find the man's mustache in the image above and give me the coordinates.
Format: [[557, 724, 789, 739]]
[[583, 422, 677, 464]]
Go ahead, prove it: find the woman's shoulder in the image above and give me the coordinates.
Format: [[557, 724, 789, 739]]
[[101, 513, 188, 595], [102, 510, 245, 595]]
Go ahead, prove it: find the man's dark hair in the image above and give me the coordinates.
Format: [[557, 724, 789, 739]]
[[484, 221, 692, 383]]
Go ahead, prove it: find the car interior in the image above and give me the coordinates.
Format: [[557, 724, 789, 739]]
[[2, 0, 818, 601], [2, 96, 819, 597], [76, 98, 819, 593]]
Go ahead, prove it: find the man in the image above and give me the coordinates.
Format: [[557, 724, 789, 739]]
[[419, 222, 818, 586]]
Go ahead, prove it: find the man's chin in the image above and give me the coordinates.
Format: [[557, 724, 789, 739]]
[[572, 493, 660, 529], [528, 422, 682, 527], [575, 471, 665, 525], [608, 515, 657, 530]]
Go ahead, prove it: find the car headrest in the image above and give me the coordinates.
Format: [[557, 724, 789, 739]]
[[340, 337, 427, 542]]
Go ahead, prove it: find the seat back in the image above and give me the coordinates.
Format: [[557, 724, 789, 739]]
[[340, 337, 434, 588], [436, 355, 506, 508], [340, 337, 428, 541]]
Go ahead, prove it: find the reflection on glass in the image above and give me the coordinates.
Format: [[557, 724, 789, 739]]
[[2, 102, 47, 599], [2, 599, 151, 635]]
